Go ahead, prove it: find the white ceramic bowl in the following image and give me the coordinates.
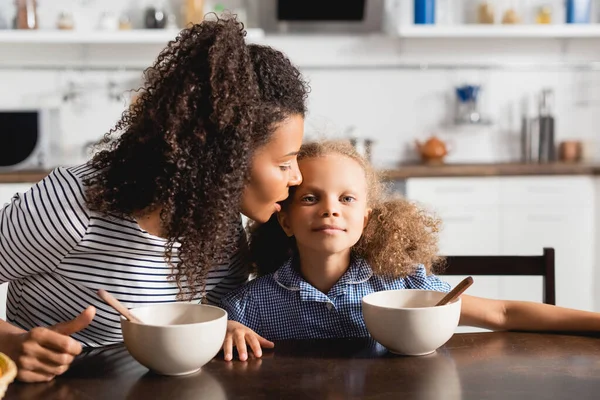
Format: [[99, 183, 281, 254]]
[[362, 290, 461, 356], [121, 303, 227, 376]]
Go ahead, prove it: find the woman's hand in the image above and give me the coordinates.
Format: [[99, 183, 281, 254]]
[[5, 306, 95, 382], [222, 320, 274, 361]]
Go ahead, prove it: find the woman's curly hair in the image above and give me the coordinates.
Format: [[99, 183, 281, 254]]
[[83, 16, 309, 300], [250, 140, 444, 278]]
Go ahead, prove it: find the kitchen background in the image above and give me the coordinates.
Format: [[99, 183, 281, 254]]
[[1, 0, 600, 324]]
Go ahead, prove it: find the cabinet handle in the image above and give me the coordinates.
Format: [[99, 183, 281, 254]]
[[526, 214, 564, 223], [434, 187, 475, 194], [526, 186, 562, 194], [443, 216, 476, 223]]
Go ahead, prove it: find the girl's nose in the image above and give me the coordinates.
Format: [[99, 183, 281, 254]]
[[321, 198, 340, 217]]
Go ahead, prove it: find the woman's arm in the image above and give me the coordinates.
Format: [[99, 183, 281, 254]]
[[460, 294, 600, 331], [0, 168, 93, 382], [0, 307, 95, 382]]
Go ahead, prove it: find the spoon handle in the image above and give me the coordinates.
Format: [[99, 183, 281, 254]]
[[435, 276, 474, 307], [97, 289, 143, 324]]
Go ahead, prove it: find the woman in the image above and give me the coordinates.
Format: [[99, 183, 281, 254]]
[[0, 16, 308, 382]]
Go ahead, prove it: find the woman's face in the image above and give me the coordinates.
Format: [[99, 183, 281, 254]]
[[241, 114, 304, 223]]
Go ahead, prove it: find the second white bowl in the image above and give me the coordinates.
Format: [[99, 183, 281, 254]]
[[362, 289, 461, 356]]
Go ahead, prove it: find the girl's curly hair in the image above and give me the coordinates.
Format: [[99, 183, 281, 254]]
[[83, 16, 309, 300], [250, 140, 444, 278]]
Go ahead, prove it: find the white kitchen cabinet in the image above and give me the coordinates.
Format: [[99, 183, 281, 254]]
[[406, 177, 500, 207], [0, 183, 34, 320], [500, 206, 594, 310], [406, 175, 597, 313], [406, 177, 504, 334], [406, 178, 501, 256], [434, 206, 500, 256]]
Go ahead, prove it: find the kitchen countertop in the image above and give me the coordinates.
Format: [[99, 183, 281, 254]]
[[2, 163, 600, 184], [0, 170, 51, 183], [381, 162, 600, 179]]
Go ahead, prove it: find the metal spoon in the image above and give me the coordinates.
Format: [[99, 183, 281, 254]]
[[435, 276, 474, 307], [97, 289, 144, 324]]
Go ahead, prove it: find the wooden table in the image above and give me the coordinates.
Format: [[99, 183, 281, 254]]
[[5, 332, 600, 399]]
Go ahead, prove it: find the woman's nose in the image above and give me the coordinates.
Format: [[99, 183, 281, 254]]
[[288, 162, 302, 187]]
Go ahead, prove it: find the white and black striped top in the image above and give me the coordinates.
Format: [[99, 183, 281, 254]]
[[0, 164, 249, 347]]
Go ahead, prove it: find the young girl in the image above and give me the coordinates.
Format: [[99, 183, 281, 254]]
[[220, 140, 600, 361]]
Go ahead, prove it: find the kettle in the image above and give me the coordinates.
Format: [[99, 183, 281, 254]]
[[415, 136, 449, 164]]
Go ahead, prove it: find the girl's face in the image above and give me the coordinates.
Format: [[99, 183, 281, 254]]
[[240, 115, 304, 223], [278, 154, 371, 256]]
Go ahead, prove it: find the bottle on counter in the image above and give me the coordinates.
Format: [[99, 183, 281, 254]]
[[538, 88, 555, 163], [520, 94, 537, 163]]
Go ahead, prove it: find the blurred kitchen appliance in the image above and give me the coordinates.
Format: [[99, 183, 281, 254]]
[[257, 0, 384, 33], [520, 94, 537, 163], [0, 108, 58, 171], [519, 89, 556, 163], [455, 85, 489, 125]]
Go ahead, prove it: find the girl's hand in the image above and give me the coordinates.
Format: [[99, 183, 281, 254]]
[[222, 320, 274, 361], [6, 306, 95, 382]]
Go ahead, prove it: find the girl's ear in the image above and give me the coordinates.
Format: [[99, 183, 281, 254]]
[[363, 208, 372, 229], [277, 212, 294, 237]]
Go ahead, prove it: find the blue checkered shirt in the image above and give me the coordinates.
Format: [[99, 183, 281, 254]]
[[220, 255, 451, 340]]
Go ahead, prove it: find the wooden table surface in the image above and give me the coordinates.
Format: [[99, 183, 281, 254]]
[[5, 332, 600, 400]]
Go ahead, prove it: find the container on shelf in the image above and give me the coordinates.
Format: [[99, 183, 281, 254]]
[[414, 0, 436, 24], [566, 0, 591, 24], [477, 1, 496, 24]]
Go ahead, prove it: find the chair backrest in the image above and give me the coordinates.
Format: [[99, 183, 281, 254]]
[[440, 248, 555, 305]]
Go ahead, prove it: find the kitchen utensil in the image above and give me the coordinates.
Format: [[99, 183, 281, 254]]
[[435, 276, 474, 306], [415, 136, 449, 164], [97, 289, 144, 324], [559, 141, 582, 162]]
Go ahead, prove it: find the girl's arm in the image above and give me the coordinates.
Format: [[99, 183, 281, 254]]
[[460, 294, 600, 332]]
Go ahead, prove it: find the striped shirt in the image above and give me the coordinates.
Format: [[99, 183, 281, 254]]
[[0, 164, 249, 347], [221, 255, 451, 340]]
